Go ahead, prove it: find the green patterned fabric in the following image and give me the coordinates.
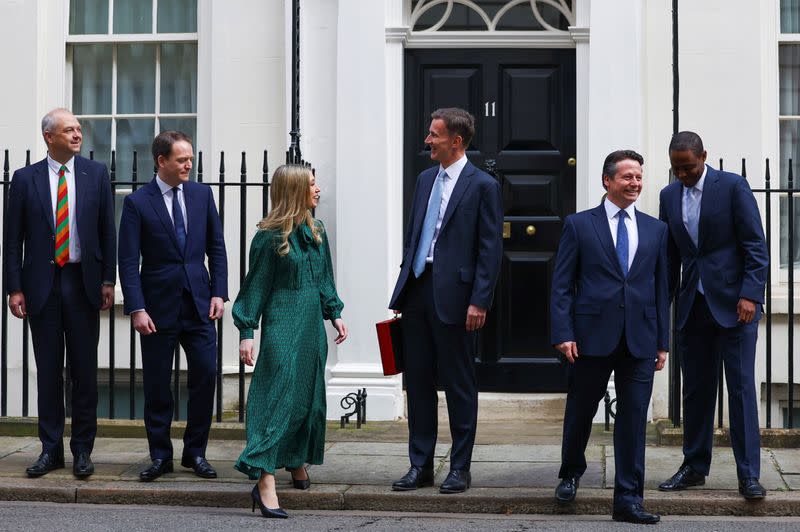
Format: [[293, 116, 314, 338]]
[[232, 220, 343, 479]]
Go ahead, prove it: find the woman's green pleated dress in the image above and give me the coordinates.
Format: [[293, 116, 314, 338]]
[[232, 220, 343, 479]]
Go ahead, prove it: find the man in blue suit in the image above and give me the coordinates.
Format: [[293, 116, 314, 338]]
[[658, 131, 768, 499], [118, 131, 228, 481], [389, 108, 503, 494], [3, 108, 116, 478], [551, 150, 668, 524]]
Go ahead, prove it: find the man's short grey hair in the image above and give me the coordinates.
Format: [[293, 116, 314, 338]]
[[41, 108, 72, 135]]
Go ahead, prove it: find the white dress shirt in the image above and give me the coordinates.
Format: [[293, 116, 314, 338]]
[[47, 154, 81, 262], [603, 197, 638, 271], [155, 175, 188, 233], [426, 154, 468, 262]]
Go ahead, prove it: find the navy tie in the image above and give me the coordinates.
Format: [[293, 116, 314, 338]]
[[172, 187, 187, 252], [616, 210, 629, 277]]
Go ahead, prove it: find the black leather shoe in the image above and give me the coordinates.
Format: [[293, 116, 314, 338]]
[[26, 450, 65, 478], [658, 464, 705, 491], [555, 475, 580, 503], [181, 455, 217, 479], [739, 478, 766, 500], [72, 452, 94, 479], [287, 467, 310, 490], [439, 469, 471, 494], [139, 458, 174, 481], [391, 466, 434, 491], [251, 485, 288, 518], [612, 503, 661, 524]]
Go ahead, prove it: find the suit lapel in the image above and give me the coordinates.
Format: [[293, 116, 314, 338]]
[[182, 182, 193, 250], [32, 160, 55, 232], [146, 178, 181, 253], [590, 203, 624, 278], [439, 161, 474, 232], [697, 165, 718, 250], [73, 157, 89, 229], [628, 209, 648, 276], [409, 169, 437, 250], [670, 183, 696, 253]]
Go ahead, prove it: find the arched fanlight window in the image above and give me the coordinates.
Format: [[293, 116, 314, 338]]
[[410, 0, 575, 33]]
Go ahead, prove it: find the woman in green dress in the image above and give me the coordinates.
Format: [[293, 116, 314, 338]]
[[233, 164, 347, 519]]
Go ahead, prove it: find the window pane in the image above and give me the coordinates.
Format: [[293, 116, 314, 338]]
[[69, 0, 109, 34], [159, 118, 196, 147], [780, 45, 800, 116], [779, 120, 800, 267], [157, 0, 197, 33], [72, 44, 112, 115], [116, 118, 156, 181], [781, 0, 800, 33], [79, 118, 112, 169], [117, 44, 156, 114], [160, 43, 197, 113], [113, 0, 152, 34]]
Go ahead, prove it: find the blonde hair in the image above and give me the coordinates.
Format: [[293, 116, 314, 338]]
[[257, 164, 321, 256]]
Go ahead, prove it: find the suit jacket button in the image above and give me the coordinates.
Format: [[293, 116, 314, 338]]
[[619, 303, 625, 308], [49, 260, 55, 265]]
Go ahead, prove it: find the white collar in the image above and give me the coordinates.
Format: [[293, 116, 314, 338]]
[[439, 153, 468, 180], [156, 175, 183, 195], [47, 154, 75, 176], [603, 197, 636, 221]]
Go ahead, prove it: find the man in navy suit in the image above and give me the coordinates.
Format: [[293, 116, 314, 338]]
[[551, 150, 668, 524], [118, 131, 228, 481], [389, 108, 503, 494], [658, 131, 768, 499], [3, 108, 116, 478]]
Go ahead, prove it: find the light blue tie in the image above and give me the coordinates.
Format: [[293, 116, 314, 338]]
[[616, 210, 629, 277], [684, 186, 704, 293], [412, 169, 446, 277], [685, 186, 700, 247]]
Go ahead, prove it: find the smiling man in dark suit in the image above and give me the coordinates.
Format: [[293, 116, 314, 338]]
[[551, 150, 668, 524], [658, 131, 768, 499], [118, 131, 228, 481], [3, 108, 116, 479], [389, 107, 503, 494]]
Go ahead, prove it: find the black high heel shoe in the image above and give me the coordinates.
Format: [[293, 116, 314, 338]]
[[287, 466, 311, 490], [251, 485, 288, 518]]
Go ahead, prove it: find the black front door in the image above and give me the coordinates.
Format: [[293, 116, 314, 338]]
[[404, 48, 576, 392]]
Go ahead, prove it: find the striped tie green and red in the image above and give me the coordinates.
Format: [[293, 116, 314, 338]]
[[55, 165, 70, 267]]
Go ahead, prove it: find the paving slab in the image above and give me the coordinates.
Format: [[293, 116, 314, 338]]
[[308, 454, 446, 486], [436, 460, 603, 489], [772, 448, 800, 474], [471, 444, 602, 463], [606, 446, 786, 490], [784, 474, 800, 490], [325, 442, 449, 458], [0, 437, 39, 458]]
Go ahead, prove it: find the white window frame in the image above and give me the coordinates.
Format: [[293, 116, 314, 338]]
[[65, 0, 199, 161], [778, 6, 800, 284]]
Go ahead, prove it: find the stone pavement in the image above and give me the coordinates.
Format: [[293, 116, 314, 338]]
[[0, 420, 799, 516]]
